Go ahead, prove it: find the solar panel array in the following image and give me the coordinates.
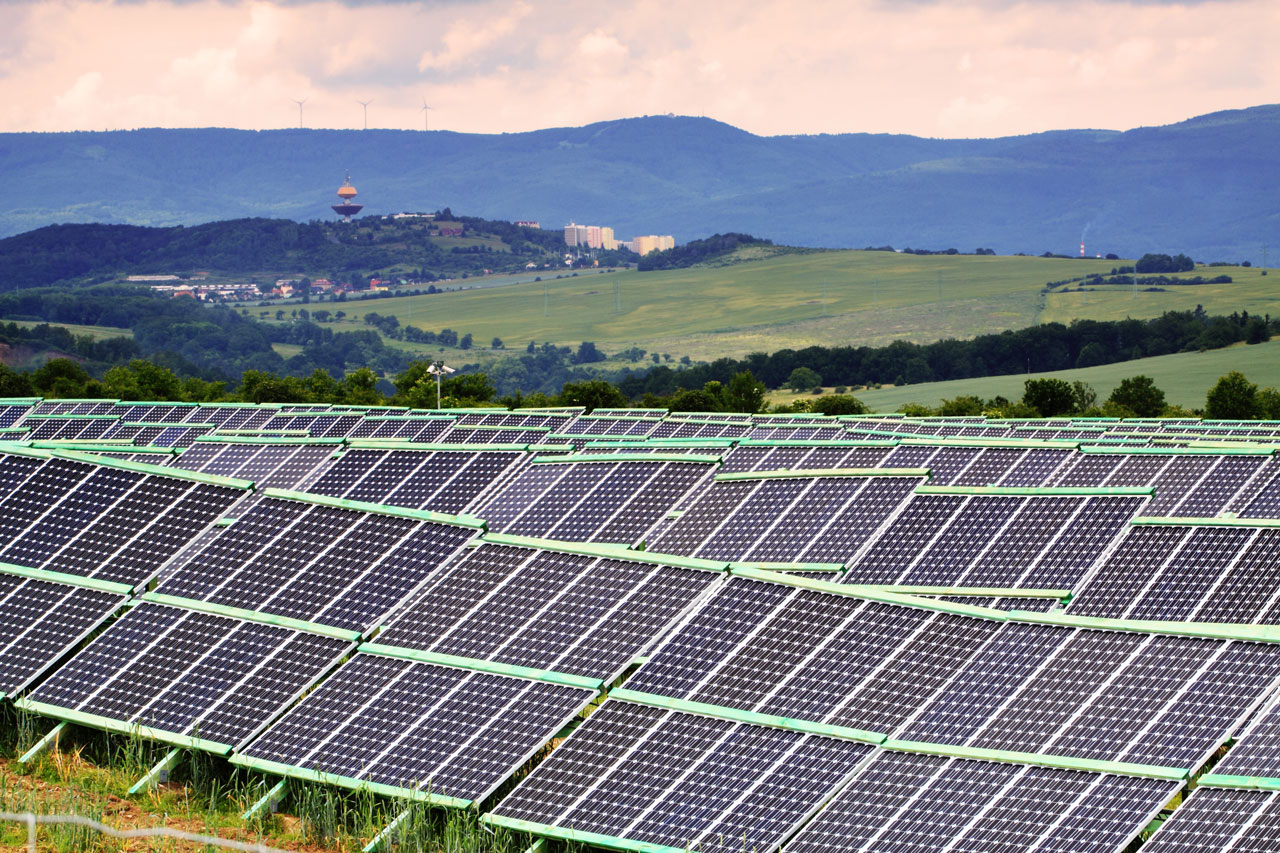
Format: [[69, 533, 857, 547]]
[[1, 399, 1279, 852]]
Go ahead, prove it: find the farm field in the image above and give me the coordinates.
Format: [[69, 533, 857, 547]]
[[7, 320, 132, 340], [277, 252, 1271, 363], [815, 338, 1280, 412]]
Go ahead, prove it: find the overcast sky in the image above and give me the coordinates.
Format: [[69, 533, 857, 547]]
[[1, 0, 1277, 138]]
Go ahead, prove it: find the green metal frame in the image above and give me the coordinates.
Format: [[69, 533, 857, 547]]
[[1131, 516, 1280, 528], [17, 699, 234, 755], [229, 755, 472, 808], [883, 739, 1187, 781], [608, 689, 884, 744], [198, 435, 343, 445], [874, 585, 1070, 599], [530, 453, 722, 465], [914, 485, 1153, 497], [121, 421, 216, 429], [900, 436, 1080, 449], [730, 567, 1009, 621], [481, 814, 690, 853], [359, 643, 603, 691], [0, 560, 134, 595], [345, 440, 526, 452], [48, 449, 255, 490], [715, 467, 930, 482], [478, 532, 728, 572], [729, 561, 844, 573], [262, 488, 486, 529], [141, 592, 363, 642], [738, 439, 899, 448], [583, 439, 736, 449], [1197, 773, 1280, 791], [1007, 609, 1280, 642], [1079, 445, 1274, 456], [31, 442, 176, 454]]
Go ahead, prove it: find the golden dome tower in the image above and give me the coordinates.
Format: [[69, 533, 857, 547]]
[[332, 171, 364, 221]]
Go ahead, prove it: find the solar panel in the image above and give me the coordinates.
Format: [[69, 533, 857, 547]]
[[0, 576, 126, 697], [25, 601, 351, 751]]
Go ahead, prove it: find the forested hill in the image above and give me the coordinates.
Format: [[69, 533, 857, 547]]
[[0, 214, 567, 290], [2, 104, 1278, 260]]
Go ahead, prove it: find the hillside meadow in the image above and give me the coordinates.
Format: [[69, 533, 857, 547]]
[[273, 251, 1272, 363], [795, 339, 1280, 412]]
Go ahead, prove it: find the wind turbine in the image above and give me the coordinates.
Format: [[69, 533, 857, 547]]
[[357, 99, 373, 130], [421, 100, 432, 132], [292, 98, 306, 128]]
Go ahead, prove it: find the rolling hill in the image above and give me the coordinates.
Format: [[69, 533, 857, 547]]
[[2, 105, 1278, 259]]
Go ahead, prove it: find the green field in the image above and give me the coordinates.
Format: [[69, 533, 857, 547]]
[[825, 339, 1280, 412], [279, 253, 1274, 363], [9, 320, 132, 340]]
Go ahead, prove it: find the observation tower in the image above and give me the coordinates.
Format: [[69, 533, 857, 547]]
[[332, 172, 363, 221]]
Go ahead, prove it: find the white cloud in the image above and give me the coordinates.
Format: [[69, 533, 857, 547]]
[[0, 0, 1276, 136]]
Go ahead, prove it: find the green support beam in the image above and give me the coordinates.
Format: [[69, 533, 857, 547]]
[[363, 808, 414, 853], [242, 777, 290, 820], [127, 747, 184, 795], [18, 722, 67, 765]]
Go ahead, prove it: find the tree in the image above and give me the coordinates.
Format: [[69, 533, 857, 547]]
[[459, 333, 473, 350], [1108, 376, 1166, 418], [939, 395, 984, 417], [103, 359, 182, 401], [491, 337, 505, 349], [1021, 378, 1075, 416], [1206, 371, 1261, 419], [573, 342, 606, 364], [721, 371, 768, 413], [339, 367, 383, 404], [441, 372, 496, 403], [1070, 381, 1097, 413], [1259, 387, 1280, 419], [809, 394, 869, 416], [786, 366, 823, 392], [556, 379, 628, 413]]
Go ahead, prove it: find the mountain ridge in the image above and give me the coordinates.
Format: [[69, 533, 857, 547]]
[[4, 104, 1278, 259]]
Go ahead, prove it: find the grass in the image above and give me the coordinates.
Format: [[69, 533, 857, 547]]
[[6, 321, 133, 341], [0, 710, 530, 853], [833, 338, 1280, 412], [244, 252, 1275, 364]]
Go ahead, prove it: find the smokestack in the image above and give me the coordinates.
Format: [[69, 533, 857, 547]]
[[1080, 241, 1085, 258]]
